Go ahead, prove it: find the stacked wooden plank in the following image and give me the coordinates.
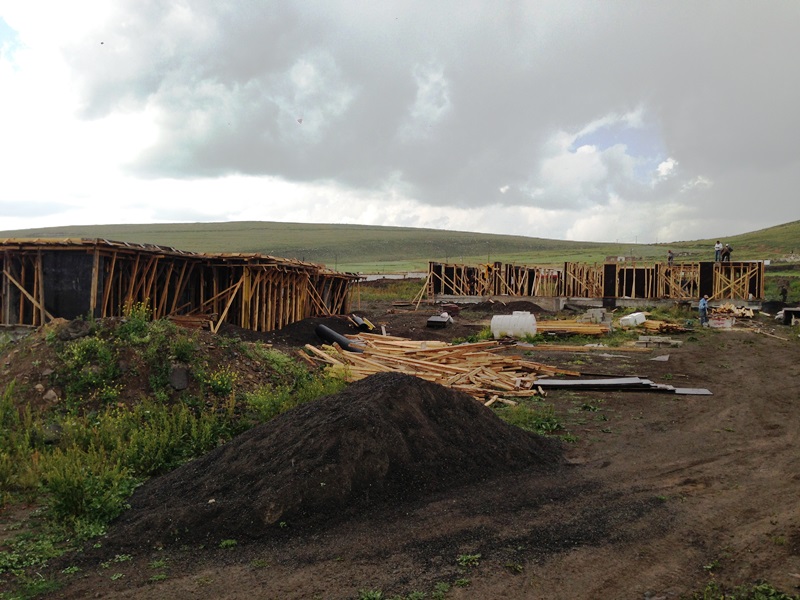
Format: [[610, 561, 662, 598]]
[[713, 303, 755, 318], [641, 320, 688, 334], [167, 314, 215, 329], [303, 332, 579, 403], [534, 319, 611, 336]]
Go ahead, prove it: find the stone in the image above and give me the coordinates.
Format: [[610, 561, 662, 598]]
[[169, 364, 190, 390]]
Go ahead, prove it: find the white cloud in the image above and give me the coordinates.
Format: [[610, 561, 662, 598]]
[[1, 1, 799, 246], [656, 158, 677, 179]]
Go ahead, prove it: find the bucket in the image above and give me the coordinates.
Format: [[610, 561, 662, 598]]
[[490, 311, 537, 339]]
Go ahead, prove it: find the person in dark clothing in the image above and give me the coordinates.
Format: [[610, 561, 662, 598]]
[[667, 250, 674, 266], [721, 244, 732, 262], [780, 285, 788, 303]]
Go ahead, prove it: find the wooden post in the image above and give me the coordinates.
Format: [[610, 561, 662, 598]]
[[89, 247, 100, 318]]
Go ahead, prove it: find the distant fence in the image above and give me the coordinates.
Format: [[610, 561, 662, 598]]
[[1, 238, 358, 331], [428, 260, 764, 301]]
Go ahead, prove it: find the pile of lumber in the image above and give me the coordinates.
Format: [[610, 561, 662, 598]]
[[641, 319, 688, 334], [713, 303, 756, 318], [534, 319, 611, 336], [302, 332, 579, 403], [167, 314, 214, 329]]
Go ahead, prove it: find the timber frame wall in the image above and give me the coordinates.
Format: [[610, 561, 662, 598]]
[[428, 260, 764, 301], [1, 239, 358, 331]]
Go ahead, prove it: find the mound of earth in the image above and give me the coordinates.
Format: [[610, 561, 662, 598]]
[[106, 372, 563, 549], [217, 315, 355, 347], [462, 299, 545, 315]]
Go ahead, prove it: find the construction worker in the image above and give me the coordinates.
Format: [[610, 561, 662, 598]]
[[698, 294, 709, 327]]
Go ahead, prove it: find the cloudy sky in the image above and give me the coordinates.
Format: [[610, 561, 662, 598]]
[[1, 2, 798, 243]]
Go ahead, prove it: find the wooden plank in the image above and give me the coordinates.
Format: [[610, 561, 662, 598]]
[[2, 268, 55, 321]]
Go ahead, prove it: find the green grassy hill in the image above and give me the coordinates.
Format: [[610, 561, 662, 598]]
[[2, 220, 798, 273]]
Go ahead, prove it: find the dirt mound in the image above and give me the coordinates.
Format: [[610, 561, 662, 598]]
[[217, 316, 355, 347], [106, 372, 563, 549], [462, 300, 545, 315]]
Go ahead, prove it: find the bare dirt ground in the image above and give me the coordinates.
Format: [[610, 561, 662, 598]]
[[5, 295, 800, 600]]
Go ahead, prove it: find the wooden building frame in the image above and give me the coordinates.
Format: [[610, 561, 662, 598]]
[[427, 260, 764, 302], [1, 239, 358, 331]]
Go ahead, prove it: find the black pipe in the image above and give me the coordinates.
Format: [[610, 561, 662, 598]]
[[314, 324, 364, 353]]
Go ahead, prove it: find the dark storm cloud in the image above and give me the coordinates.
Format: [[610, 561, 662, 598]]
[[62, 1, 800, 224]]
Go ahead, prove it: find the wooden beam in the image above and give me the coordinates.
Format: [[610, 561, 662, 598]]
[[89, 247, 100, 318], [2, 268, 55, 321]]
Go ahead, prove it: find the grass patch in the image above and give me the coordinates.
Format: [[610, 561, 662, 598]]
[[691, 580, 800, 599], [494, 402, 563, 435]]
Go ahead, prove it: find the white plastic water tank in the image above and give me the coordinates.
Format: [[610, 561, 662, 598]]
[[490, 311, 537, 339]]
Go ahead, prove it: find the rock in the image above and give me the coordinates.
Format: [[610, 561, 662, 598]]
[[43, 389, 60, 403], [57, 319, 92, 341], [169, 364, 190, 390], [34, 383, 45, 392]]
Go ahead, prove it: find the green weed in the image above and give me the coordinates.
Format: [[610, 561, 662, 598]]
[[56, 336, 119, 401], [452, 327, 493, 344], [0, 533, 62, 577], [691, 580, 800, 599], [431, 582, 451, 600], [495, 403, 563, 435], [245, 373, 346, 423], [202, 366, 239, 397], [170, 335, 197, 362], [456, 553, 481, 568], [116, 301, 152, 341]]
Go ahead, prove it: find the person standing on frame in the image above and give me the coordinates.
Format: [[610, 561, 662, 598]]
[[721, 244, 732, 262], [714, 240, 723, 262], [667, 249, 675, 266], [698, 294, 709, 327]]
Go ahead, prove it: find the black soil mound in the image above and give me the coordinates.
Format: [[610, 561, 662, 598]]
[[107, 372, 563, 548], [216, 316, 355, 346], [462, 300, 545, 315]]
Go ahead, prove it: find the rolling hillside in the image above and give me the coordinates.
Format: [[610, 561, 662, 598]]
[[2, 220, 798, 273]]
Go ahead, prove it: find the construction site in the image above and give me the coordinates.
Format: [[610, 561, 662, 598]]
[[1, 239, 764, 335], [0, 238, 357, 332], [425, 259, 764, 304]]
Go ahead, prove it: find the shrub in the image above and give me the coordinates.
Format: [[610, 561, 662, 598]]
[[40, 445, 137, 528], [245, 373, 346, 423], [116, 301, 152, 341], [57, 336, 119, 401], [171, 335, 197, 362], [202, 365, 239, 397]]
